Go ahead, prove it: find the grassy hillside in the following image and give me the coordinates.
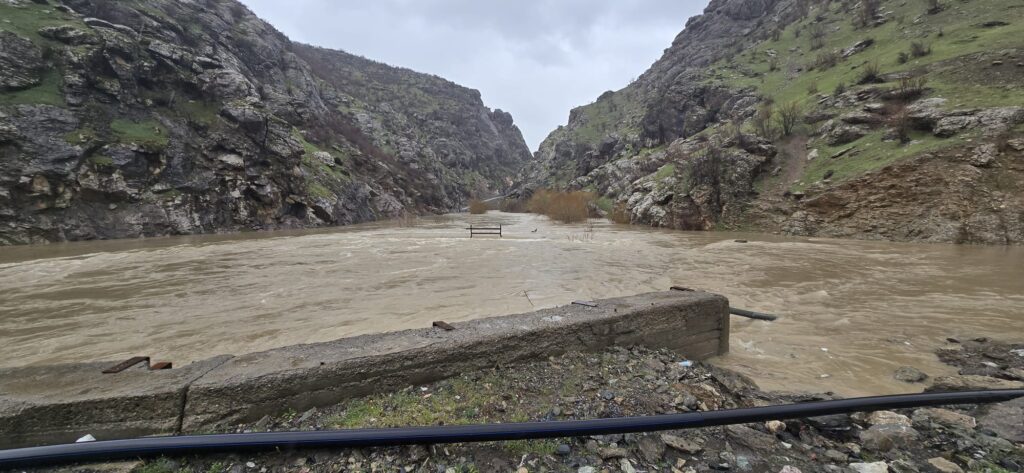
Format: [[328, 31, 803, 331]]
[[708, 0, 1024, 189], [526, 0, 1024, 244]]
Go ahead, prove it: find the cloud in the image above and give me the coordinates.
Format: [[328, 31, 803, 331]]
[[239, 0, 710, 150]]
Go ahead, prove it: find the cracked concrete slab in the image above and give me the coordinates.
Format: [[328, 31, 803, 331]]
[[0, 355, 231, 448], [0, 291, 728, 447], [182, 290, 728, 430]]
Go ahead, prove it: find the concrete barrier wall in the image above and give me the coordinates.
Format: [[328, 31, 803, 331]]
[[0, 290, 729, 448], [0, 356, 231, 449]]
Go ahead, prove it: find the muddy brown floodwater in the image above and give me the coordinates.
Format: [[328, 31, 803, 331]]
[[1, 212, 1022, 396]]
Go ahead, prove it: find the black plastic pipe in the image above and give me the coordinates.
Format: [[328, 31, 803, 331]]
[[667, 287, 778, 321], [730, 308, 778, 321], [2, 389, 1021, 469]]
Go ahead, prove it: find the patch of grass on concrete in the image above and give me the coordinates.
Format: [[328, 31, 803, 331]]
[[323, 369, 583, 456]]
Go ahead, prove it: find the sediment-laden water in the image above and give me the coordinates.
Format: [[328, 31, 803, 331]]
[[1, 212, 1021, 396]]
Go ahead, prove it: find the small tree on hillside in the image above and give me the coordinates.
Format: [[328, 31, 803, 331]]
[[753, 103, 775, 139], [809, 23, 827, 50], [813, 50, 841, 70], [833, 81, 847, 96], [896, 75, 928, 100], [858, 0, 881, 27], [689, 140, 725, 216], [910, 41, 932, 58], [888, 105, 913, 144], [777, 101, 802, 137], [858, 60, 882, 84]]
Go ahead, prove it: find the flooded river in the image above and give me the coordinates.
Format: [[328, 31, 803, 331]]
[[1, 212, 1022, 396]]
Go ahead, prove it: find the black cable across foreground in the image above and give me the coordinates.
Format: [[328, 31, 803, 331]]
[[2, 389, 1022, 469]]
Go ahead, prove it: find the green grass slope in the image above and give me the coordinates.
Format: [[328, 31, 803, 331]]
[[708, 0, 1024, 190]]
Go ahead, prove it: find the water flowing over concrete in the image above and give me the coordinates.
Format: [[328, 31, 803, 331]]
[[1, 212, 1022, 396]]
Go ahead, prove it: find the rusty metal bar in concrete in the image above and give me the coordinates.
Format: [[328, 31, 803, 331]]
[[432, 321, 456, 331], [0, 290, 729, 449]]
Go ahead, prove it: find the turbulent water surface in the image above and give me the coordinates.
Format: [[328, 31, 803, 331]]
[[1, 212, 1022, 396]]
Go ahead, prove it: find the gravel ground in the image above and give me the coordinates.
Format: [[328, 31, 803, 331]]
[[29, 339, 1024, 473]]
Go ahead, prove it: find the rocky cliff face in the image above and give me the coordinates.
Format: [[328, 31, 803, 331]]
[[527, 0, 1024, 244], [0, 0, 530, 245], [524, 0, 794, 190]]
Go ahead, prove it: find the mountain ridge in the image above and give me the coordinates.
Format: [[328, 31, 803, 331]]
[[0, 0, 531, 245], [524, 0, 1024, 244]]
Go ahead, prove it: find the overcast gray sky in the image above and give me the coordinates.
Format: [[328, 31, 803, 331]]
[[239, 1, 710, 150]]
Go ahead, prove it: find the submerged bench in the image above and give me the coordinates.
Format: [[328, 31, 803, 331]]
[[467, 224, 502, 238], [0, 290, 730, 448]]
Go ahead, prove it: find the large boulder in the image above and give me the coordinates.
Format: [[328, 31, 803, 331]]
[[912, 408, 976, 431], [933, 115, 977, 137], [201, 69, 258, 102], [926, 458, 964, 473], [860, 424, 920, 451], [965, 144, 998, 168], [0, 31, 44, 91], [849, 462, 890, 473], [905, 97, 948, 130], [978, 397, 1024, 442], [827, 124, 869, 145], [37, 25, 98, 45], [933, 107, 1023, 137], [975, 107, 1024, 135], [927, 375, 1024, 392], [893, 366, 928, 383], [840, 111, 882, 125]]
